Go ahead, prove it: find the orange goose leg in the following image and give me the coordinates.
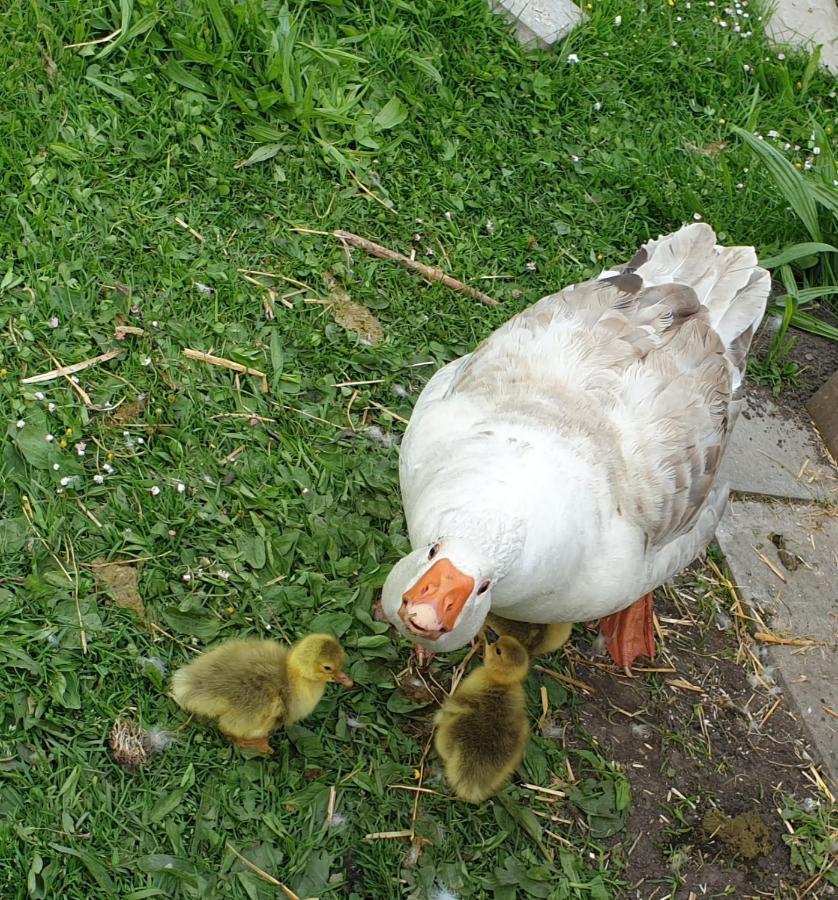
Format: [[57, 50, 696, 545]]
[[230, 735, 272, 753], [598, 592, 655, 673]]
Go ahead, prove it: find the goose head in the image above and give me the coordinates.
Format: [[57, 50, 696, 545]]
[[381, 536, 495, 652]]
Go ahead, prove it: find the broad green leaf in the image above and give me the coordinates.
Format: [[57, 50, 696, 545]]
[[759, 242, 837, 268], [161, 607, 221, 640], [789, 309, 838, 341], [164, 61, 213, 95], [206, 0, 235, 52], [732, 125, 822, 241], [84, 74, 141, 110], [811, 181, 838, 215], [148, 788, 186, 823], [48, 845, 115, 893], [135, 854, 200, 886], [307, 611, 353, 635], [373, 97, 407, 130], [235, 144, 283, 168], [0, 517, 28, 553]]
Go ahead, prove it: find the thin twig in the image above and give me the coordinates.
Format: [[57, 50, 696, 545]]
[[364, 830, 413, 841], [298, 229, 498, 306], [22, 349, 124, 385], [237, 268, 316, 294], [367, 399, 409, 425], [174, 217, 204, 241], [182, 349, 269, 393], [347, 169, 395, 212], [225, 843, 300, 899], [534, 664, 594, 694]]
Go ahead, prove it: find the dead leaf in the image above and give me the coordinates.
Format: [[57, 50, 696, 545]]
[[93, 559, 146, 621], [323, 272, 384, 347], [106, 398, 147, 427], [700, 140, 728, 157]]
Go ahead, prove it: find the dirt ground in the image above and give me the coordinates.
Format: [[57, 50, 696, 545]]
[[750, 322, 838, 424], [561, 566, 830, 899]]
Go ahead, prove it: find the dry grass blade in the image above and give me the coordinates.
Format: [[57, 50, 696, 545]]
[[182, 348, 269, 393], [22, 349, 124, 385], [751, 546, 787, 583], [65, 28, 121, 49], [225, 843, 300, 899], [753, 632, 819, 647]]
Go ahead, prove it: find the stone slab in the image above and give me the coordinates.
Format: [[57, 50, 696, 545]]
[[491, 0, 586, 49], [716, 499, 838, 785], [807, 371, 838, 461], [718, 397, 836, 502], [765, 0, 838, 74]]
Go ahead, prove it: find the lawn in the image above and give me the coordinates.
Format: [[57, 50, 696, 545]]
[[1, 0, 836, 897]]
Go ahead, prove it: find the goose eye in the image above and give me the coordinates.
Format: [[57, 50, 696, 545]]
[[427, 543, 440, 560], [477, 580, 491, 595], [495, 647, 502, 656]]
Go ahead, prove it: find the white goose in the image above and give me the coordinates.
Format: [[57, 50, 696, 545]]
[[381, 224, 769, 669]]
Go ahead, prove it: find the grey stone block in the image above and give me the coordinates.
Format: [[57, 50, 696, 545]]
[[491, 0, 586, 49], [765, 0, 838, 75], [718, 397, 836, 502], [716, 499, 838, 785]]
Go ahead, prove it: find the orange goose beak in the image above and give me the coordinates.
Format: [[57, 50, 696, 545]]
[[398, 558, 474, 640]]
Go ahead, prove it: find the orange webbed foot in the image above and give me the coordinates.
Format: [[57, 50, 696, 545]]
[[598, 592, 655, 673], [231, 735, 272, 754]]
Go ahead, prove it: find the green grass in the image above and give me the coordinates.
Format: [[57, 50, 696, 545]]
[[1, 0, 836, 897]]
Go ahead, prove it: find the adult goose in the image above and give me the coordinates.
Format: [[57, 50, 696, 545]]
[[381, 224, 768, 669]]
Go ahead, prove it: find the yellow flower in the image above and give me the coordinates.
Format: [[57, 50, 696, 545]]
[[107, 452, 114, 460], [413, 769, 422, 780], [226, 606, 235, 615], [65, 427, 73, 436], [718, 118, 726, 125], [0, 368, 7, 378], [795, 162, 803, 169]]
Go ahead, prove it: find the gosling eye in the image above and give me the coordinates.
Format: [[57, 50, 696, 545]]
[[323, 664, 333, 672], [477, 580, 491, 595], [495, 647, 502, 656], [427, 542, 440, 560]]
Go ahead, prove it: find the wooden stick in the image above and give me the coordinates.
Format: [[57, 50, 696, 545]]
[[364, 830, 413, 841], [225, 843, 300, 899], [534, 664, 594, 694], [174, 217, 204, 242], [22, 349, 124, 385], [331, 230, 498, 307], [182, 349, 269, 393], [522, 783, 567, 799]]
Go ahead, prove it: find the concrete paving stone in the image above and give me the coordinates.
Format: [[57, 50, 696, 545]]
[[807, 371, 838, 462], [491, 0, 586, 49], [716, 499, 838, 785], [765, 0, 838, 75], [718, 397, 836, 502]]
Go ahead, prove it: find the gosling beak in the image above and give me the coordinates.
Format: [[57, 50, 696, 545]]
[[334, 671, 354, 687], [399, 558, 475, 640]]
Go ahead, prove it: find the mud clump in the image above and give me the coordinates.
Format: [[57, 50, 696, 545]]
[[702, 808, 773, 860]]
